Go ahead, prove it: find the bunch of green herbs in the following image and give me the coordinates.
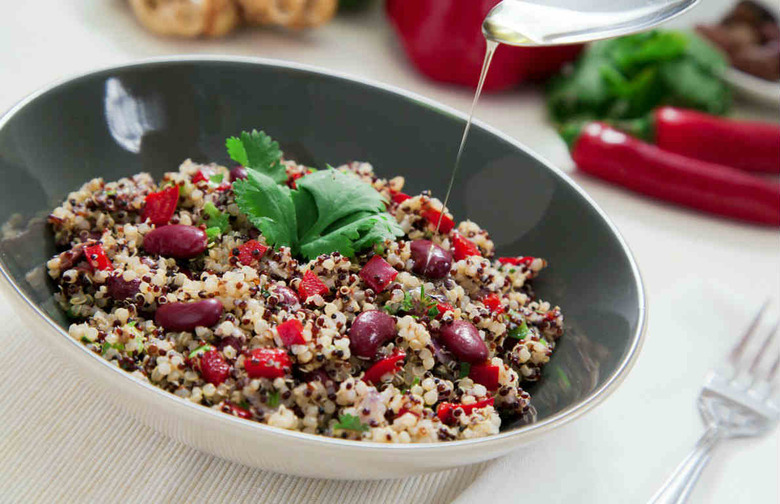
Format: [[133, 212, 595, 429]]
[[229, 130, 403, 261], [546, 30, 730, 127]]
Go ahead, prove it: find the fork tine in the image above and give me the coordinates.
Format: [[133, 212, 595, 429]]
[[767, 352, 780, 384], [749, 320, 779, 377], [729, 300, 770, 370]]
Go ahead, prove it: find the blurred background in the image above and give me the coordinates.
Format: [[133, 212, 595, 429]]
[[2, 0, 778, 174]]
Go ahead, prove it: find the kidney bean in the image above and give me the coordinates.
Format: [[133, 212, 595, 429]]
[[143, 225, 207, 259], [106, 275, 141, 301], [438, 319, 488, 363], [230, 166, 248, 182], [270, 285, 300, 310], [410, 240, 452, 279], [349, 310, 397, 359], [215, 336, 243, 353], [155, 299, 223, 332]]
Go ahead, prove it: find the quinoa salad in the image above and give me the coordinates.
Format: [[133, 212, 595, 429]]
[[46, 130, 564, 443]]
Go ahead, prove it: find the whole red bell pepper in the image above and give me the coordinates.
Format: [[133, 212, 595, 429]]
[[386, 0, 583, 91]]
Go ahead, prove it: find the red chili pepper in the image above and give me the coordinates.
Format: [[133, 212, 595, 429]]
[[422, 208, 455, 234], [497, 256, 534, 266], [362, 351, 406, 385], [222, 401, 253, 420], [436, 397, 495, 425], [569, 122, 780, 226], [359, 255, 398, 293], [276, 319, 305, 347], [236, 239, 269, 266], [244, 348, 292, 379], [391, 192, 412, 204], [653, 107, 780, 174], [199, 349, 231, 385], [451, 232, 481, 261], [84, 244, 113, 271], [481, 293, 504, 315], [141, 185, 179, 226], [298, 270, 329, 300], [385, 0, 582, 91], [469, 361, 500, 390]]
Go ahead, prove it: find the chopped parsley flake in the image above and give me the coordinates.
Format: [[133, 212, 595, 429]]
[[459, 362, 471, 379], [268, 390, 280, 407], [188, 344, 212, 359], [333, 413, 369, 432]]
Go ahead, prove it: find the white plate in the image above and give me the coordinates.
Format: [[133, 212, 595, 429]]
[[724, 67, 780, 107]]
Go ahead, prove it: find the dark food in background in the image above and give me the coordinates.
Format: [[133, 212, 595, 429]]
[[697, 1, 780, 81]]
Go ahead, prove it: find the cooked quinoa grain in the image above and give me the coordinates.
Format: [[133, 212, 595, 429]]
[[47, 155, 564, 442]]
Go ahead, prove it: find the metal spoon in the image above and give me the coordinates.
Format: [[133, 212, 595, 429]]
[[483, 0, 699, 46]]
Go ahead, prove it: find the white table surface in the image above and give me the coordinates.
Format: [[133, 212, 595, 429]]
[[1, 1, 778, 503]]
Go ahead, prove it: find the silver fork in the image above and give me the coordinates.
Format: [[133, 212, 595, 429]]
[[648, 301, 780, 504]]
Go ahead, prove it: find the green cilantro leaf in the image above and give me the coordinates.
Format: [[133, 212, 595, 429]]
[[333, 413, 369, 432], [459, 362, 471, 379], [205, 227, 221, 242], [226, 130, 286, 183], [202, 202, 230, 234], [229, 133, 403, 260], [233, 169, 298, 250], [209, 173, 224, 184]]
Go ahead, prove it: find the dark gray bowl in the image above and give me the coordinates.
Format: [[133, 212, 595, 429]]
[[0, 58, 645, 478]]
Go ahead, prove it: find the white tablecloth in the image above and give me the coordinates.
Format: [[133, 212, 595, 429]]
[[1, 1, 777, 502]]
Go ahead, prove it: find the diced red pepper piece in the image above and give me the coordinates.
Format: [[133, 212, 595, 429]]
[[391, 192, 412, 204], [222, 401, 252, 420], [236, 239, 269, 266], [84, 244, 113, 271], [436, 397, 495, 425], [422, 208, 455, 234], [362, 352, 406, 385], [191, 171, 208, 184], [359, 255, 398, 293], [277, 319, 305, 347], [141, 185, 179, 226], [469, 361, 500, 391], [298, 270, 329, 300], [199, 349, 231, 385], [396, 406, 420, 418], [287, 171, 305, 189], [452, 232, 481, 261], [216, 182, 232, 191], [498, 256, 534, 266], [435, 302, 454, 319], [481, 293, 504, 315], [244, 348, 292, 379]]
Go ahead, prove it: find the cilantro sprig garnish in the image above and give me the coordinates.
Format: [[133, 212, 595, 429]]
[[227, 130, 286, 183], [333, 413, 369, 432], [230, 130, 403, 260]]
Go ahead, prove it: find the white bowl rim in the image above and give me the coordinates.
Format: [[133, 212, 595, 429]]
[[0, 55, 647, 453]]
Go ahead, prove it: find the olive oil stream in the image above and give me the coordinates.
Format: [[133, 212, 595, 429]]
[[422, 39, 499, 273], [432, 39, 499, 235]]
